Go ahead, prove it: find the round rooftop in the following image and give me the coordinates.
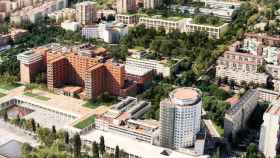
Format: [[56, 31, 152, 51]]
[[170, 87, 201, 105], [173, 88, 198, 100]]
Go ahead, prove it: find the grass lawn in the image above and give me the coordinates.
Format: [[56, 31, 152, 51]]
[[0, 83, 21, 90], [83, 100, 105, 109], [133, 46, 145, 51], [74, 115, 95, 129], [213, 122, 224, 137], [0, 92, 5, 98], [24, 92, 50, 101], [83, 96, 118, 109]]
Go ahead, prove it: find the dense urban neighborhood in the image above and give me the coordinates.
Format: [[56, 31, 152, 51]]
[[1, 0, 280, 157]]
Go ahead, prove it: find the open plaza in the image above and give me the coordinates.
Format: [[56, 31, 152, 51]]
[[0, 87, 108, 133]]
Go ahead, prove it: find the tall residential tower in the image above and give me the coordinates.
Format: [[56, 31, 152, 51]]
[[76, 1, 96, 25], [259, 103, 280, 158], [159, 87, 202, 149]]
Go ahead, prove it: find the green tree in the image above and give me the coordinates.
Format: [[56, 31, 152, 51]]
[[37, 127, 54, 146], [52, 125, 56, 134], [229, 79, 235, 90], [31, 118, 36, 132], [92, 141, 99, 158], [15, 114, 20, 126], [99, 136, 105, 155], [64, 131, 69, 144], [115, 146, 120, 158], [245, 143, 259, 158], [73, 133, 81, 158], [21, 143, 32, 158], [3, 110, 8, 122]]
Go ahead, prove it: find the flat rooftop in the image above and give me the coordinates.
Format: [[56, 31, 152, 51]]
[[81, 130, 209, 158], [125, 65, 152, 76], [15, 89, 92, 117], [172, 87, 199, 100], [226, 89, 257, 115]]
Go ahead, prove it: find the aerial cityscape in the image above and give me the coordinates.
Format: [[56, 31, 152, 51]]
[[0, 0, 280, 157]]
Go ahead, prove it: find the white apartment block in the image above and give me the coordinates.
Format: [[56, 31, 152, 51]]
[[126, 57, 171, 77], [144, 0, 162, 9], [10, 0, 68, 24], [224, 89, 258, 139], [182, 21, 228, 39], [160, 87, 202, 149], [75, 1, 96, 25], [81, 22, 128, 43], [61, 20, 80, 31], [116, 14, 139, 25], [216, 51, 267, 85], [259, 103, 280, 158], [139, 16, 184, 32], [263, 46, 280, 65], [48, 8, 76, 23], [266, 64, 280, 79], [216, 67, 268, 85], [138, 16, 228, 39]]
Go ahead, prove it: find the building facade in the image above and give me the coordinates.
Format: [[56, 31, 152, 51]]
[[259, 103, 280, 158], [159, 87, 202, 149], [116, 0, 136, 13], [224, 89, 258, 140], [17, 43, 137, 99], [216, 51, 268, 85], [116, 14, 139, 25], [138, 16, 228, 38], [125, 57, 173, 77], [143, 0, 162, 9], [75, 1, 96, 25]]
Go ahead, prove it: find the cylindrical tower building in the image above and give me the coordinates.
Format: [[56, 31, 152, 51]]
[[159, 87, 202, 149]]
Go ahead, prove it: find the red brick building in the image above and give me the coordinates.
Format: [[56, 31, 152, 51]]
[[18, 44, 137, 99]]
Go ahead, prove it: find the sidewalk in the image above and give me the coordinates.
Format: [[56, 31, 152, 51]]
[[0, 120, 38, 147]]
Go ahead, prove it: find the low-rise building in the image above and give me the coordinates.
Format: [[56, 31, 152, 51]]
[[48, 8, 76, 23], [95, 97, 151, 132], [81, 22, 128, 43], [116, 14, 139, 25], [125, 65, 154, 92], [61, 20, 80, 31], [125, 57, 178, 77], [108, 119, 159, 144], [81, 129, 210, 158], [138, 16, 228, 39], [182, 19, 228, 39]]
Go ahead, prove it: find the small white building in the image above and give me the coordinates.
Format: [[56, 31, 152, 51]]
[[61, 20, 80, 31], [81, 21, 128, 43]]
